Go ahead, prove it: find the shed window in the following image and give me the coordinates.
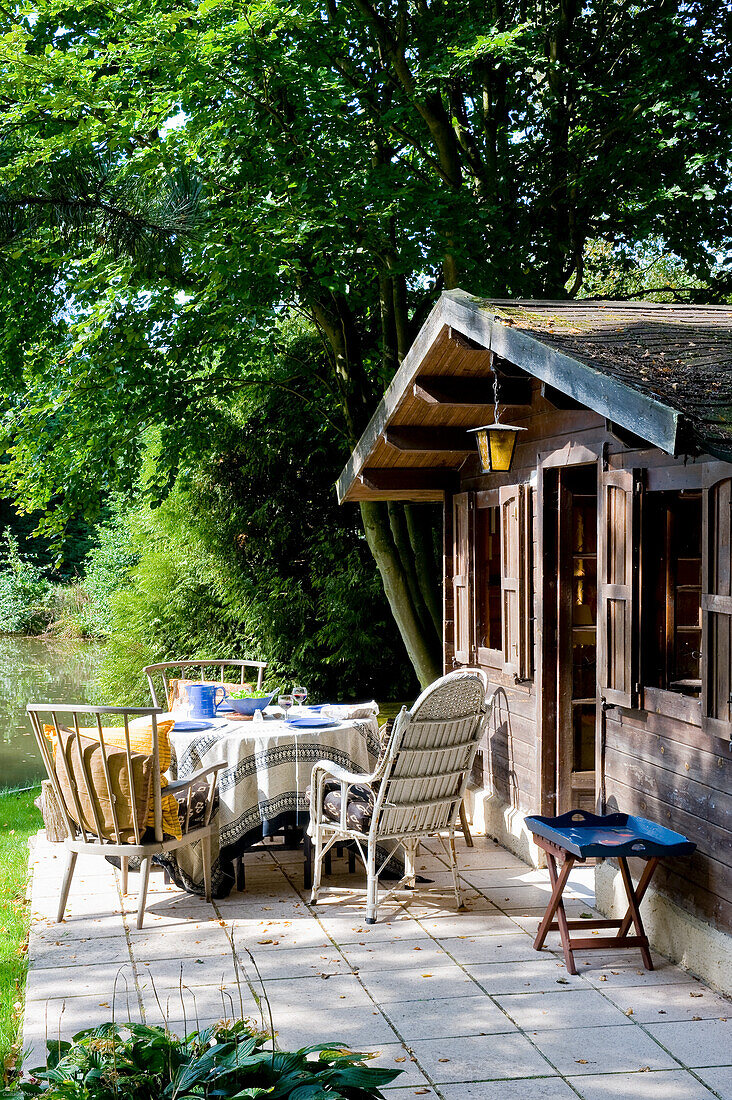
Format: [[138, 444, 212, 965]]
[[476, 505, 502, 653], [642, 490, 702, 697]]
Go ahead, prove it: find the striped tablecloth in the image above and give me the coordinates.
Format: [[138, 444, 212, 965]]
[[164, 708, 381, 895]]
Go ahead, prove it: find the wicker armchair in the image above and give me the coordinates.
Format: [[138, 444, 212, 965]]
[[308, 669, 493, 924], [28, 703, 223, 928]]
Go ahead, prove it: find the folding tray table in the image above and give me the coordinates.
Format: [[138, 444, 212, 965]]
[[525, 809, 695, 974]]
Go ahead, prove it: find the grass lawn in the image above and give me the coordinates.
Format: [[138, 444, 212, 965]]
[[0, 786, 41, 1083]]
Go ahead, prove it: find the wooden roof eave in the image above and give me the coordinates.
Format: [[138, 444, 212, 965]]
[[337, 289, 682, 504], [337, 297, 448, 504], [442, 291, 680, 454]]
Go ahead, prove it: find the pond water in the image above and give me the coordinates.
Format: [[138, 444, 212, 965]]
[[0, 636, 104, 789]]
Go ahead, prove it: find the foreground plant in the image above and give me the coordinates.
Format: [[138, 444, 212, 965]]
[[2, 1019, 400, 1099]]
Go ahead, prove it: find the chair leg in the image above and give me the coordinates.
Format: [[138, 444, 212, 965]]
[[365, 838, 378, 925], [459, 801, 473, 847], [303, 833, 312, 890], [121, 856, 129, 895], [324, 849, 333, 876], [403, 839, 417, 888], [449, 829, 463, 910], [56, 849, 77, 923], [310, 828, 324, 903], [202, 836, 213, 903], [137, 857, 152, 930]]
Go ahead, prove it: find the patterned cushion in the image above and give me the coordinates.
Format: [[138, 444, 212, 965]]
[[173, 777, 219, 836], [307, 780, 376, 833]]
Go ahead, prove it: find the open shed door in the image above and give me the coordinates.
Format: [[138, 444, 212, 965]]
[[702, 477, 732, 740], [598, 469, 641, 709], [453, 492, 474, 664]]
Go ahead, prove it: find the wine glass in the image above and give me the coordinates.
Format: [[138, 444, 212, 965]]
[[278, 693, 293, 721], [292, 685, 308, 712]]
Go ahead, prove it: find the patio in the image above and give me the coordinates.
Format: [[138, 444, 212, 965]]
[[22, 831, 732, 1099]]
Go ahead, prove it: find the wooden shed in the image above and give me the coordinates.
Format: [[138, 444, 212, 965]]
[[338, 290, 732, 989]]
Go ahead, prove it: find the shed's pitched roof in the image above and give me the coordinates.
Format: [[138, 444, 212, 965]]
[[337, 290, 732, 504], [480, 296, 732, 457]]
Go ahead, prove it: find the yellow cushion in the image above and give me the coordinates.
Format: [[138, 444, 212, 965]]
[[44, 717, 181, 840]]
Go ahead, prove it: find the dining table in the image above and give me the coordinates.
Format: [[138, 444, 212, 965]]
[[160, 703, 382, 897]]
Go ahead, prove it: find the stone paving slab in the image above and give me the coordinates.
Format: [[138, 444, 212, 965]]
[[697, 1067, 732, 1100], [22, 829, 732, 1100], [572, 1069, 721, 1100]]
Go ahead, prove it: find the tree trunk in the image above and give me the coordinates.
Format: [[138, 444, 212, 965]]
[[404, 503, 442, 637], [360, 499, 442, 687]]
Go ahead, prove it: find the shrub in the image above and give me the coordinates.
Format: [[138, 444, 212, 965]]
[[3, 1020, 400, 1099], [0, 533, 53, 635]]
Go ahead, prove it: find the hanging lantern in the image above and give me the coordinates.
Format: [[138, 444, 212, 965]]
[[467, 371, 527, 473]]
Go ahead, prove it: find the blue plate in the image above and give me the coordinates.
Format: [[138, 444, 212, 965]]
[[172, 719, 216, 733], [286, 716, 340, 729]]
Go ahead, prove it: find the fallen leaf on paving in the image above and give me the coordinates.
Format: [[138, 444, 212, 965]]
[[395, 1057, 406, 1062], [575, 1059, 588, 1064], [690, 991, 703, 997], [438, 1058, 450, 1062], [692, 1016, 702, 1021], [599, 975, 607, 981], [626, 1008, 634, 1016]]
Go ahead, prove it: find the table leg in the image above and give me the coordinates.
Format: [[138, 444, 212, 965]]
[[534, 853, 577, 974], [617, 856, 654, 970]]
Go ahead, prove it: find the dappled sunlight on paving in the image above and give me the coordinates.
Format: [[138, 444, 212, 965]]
[[21, 830, 732, 1098]]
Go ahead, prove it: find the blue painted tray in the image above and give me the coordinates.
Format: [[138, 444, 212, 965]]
[[525, 810, 696, 860]]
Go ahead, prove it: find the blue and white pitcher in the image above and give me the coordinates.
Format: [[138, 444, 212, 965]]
[[184, 683, 228, 719]]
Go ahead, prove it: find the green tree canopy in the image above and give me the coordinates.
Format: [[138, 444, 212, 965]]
[[1, 0, 730, 681]]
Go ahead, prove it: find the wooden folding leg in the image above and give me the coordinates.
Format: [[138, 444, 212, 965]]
[[617, 856, 654, 970], [533, 853, 577, 973], [618, 857, 658, 938]]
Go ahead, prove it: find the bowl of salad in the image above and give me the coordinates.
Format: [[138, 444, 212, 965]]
[[226, 687, 276, 715]]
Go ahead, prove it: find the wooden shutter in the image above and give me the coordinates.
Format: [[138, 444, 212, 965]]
[[452, 492, 474, 664], [598, 469, 640, 709], [702, 478, 732, 740], [499, 484, 531, 678]]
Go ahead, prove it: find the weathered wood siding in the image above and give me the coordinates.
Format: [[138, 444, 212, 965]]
[[449, 381, 606, 819], [603, 708, 731, 931], [447, 380, 732, 936]]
